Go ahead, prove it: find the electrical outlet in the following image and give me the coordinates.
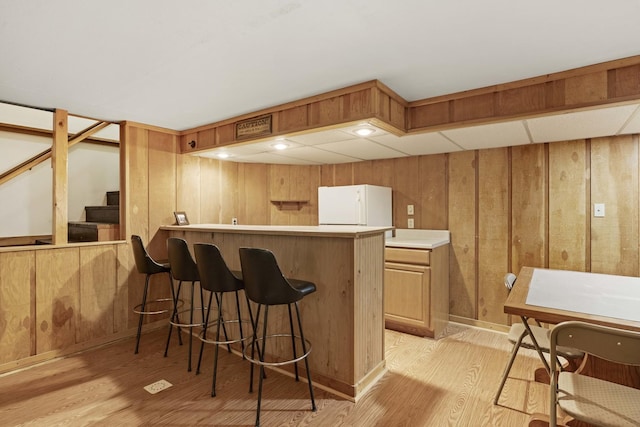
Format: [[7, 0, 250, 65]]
[[594, 203, 605, 217], [407, 204, 414, 215], [144, 379, 173, 394], [408, 218, 414, 229]]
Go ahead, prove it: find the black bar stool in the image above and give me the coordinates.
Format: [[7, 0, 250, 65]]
[[130, 235, 177, 354], [165, 237, 204, 372], [239, 247, 317, 427], [194, 243, 254, 397]]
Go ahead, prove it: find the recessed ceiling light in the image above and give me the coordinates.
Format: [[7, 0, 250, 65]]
[[216, 152, 230, 159], [272, 142, 289, 150], [354, 127, 375, 137]]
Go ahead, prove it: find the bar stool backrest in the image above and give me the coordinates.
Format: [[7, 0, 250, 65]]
[[167, 237, 199, 281], [194, 243, 244, 293], [239, 247, 303, 305], [131, 235, 166, 275]]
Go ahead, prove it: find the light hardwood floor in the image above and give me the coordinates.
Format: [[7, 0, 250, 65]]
[[0, 324, 549, 426]]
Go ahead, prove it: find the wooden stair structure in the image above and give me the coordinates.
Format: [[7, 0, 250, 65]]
[[36, 191, 120, 244], [69, 190, 120, 242]]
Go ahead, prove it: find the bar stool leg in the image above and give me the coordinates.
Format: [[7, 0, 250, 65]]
[[165, 280, 184, 357], [196, 289, 215, 374], [255, 304, 270, 427], [249, 304, 261, 393], [211, 292, 224, 397], [295, 302, 316, 411], [187, 281, 195, 372], [169, 273, 183, 346], [287, 304, 299, 381], [134, 274, 151, 354]]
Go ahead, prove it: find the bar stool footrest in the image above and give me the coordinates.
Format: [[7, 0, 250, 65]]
[[134, 298, 184, 316], [199, 318, 253, 346], [243, 334, 312, 367], [169, 306, 207, 328]]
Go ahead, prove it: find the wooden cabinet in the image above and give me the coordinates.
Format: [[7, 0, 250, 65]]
[[384, 245, 449, 338]]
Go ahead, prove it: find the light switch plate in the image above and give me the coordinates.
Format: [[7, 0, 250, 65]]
[[408, 218, 414, 228], [407, 204, 414, 215]]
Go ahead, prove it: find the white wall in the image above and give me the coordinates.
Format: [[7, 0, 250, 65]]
[[0, 130, 119, 237]]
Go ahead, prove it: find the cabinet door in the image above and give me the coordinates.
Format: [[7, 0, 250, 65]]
[[384, 262, 430, 329]]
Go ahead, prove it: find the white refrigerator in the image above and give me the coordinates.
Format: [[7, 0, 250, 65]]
[[318, 184, 392, 227]]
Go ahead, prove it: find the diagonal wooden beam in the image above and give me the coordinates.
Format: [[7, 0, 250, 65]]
[[68, 121, 110, 146], [0, 120, 111, 186]]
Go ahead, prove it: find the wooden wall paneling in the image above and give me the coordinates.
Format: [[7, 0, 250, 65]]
[[78, 245, 116, 342], [115, 243, 132, 334], [216, 124, 236, 146], [180, 132, 198, 153], [127, 126, 150, 241], [35, 247, 79, 353], [609, 64, 640, 98], [447, 150, 477, 319], [219, 161, 239, 224], [288, 165, 319, 226], [342, 89, 373, 121], [510, 144, 547, 272], [418, 154, 448, 230], [452, 93, 494, 122], [353, 160, 374, 185], [200, 157, 220, 223], [0, 251, 35, 363], [176, 152, 201, 224], [147, 131, 176, 257], [269, 164, 291, 225], [375, 90, 391, 124], [564, 72, 607, 105], [392, 157, 420, 230], [373, 159, 395, 189], [278, 105, 308, 133], [197, 128, 216, 148], [477, 148, 510, 324], [409, 102, 450, 130], [496, 84, 546, 116], [320, 165, 335, 187], [239, 163, 269, 225], [309, 97, 341, 128], [590, 135, 639, 275], [389, 97, 406, 130], [548, 140, 588, 271], [333, 163, 353, 186]]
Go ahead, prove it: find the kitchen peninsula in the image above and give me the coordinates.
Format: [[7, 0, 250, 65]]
[[160, 223, 392, 400]]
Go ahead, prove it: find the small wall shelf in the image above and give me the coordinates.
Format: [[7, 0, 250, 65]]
[[270, 200, 309, 211]]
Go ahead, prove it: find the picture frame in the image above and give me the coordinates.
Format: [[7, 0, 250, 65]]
[[174, 211, 189, 226]]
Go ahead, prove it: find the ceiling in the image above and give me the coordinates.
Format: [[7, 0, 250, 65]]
[[196, 103, 640, 164], [2, 1, 640, 164]]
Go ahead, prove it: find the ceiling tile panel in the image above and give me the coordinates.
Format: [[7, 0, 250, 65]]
[[527, 104, 639, 143], [441, 121, 531, 149]]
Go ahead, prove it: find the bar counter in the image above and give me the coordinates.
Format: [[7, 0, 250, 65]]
[[160, 224, 391, 400]]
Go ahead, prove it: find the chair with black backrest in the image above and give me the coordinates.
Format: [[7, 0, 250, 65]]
[[550, 321, 640, 426], [239, 247, 317, 427], [165, 237, 204, 372], [494, 273, 584, 405], [131, 235, 177, 354], [193, 243, 253, 397]]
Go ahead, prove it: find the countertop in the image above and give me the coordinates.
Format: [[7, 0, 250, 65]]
[[385, 229, 450, 249], [161, 223, 392, 238]]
